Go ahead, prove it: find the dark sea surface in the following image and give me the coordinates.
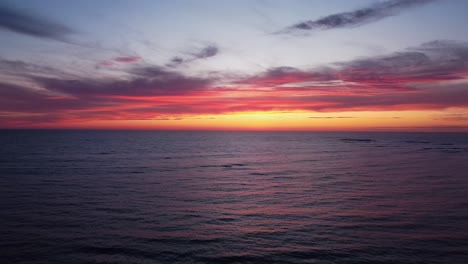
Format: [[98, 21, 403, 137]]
[[1, 130, 468, 264]]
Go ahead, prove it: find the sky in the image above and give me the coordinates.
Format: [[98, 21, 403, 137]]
[[1, 0, 468, 131]]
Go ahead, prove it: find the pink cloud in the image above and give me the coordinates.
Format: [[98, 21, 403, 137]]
[[114, 56, 141, 64]]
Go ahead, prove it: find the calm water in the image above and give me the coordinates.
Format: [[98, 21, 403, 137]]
[[1, 130, 468, 264]]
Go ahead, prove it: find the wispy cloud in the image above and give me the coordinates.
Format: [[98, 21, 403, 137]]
[[0, 4, 74, 42], [96, 56, 142, 68], [277, 0, 434, 34], [192, 45, 219, 59], [166, 44, 219, 67], [0, 58, 67, 78], [166, 57, 185, 68]]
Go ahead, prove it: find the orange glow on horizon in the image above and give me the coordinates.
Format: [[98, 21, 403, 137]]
[[7, 109, 468, 132]]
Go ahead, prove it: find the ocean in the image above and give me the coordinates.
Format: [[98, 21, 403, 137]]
[[1, 130, 467, 264]]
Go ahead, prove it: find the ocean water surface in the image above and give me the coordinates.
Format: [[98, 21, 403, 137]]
[[1, 130, 468, 263]]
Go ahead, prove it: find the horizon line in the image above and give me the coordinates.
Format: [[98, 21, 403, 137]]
[[1, 128, 467, 133]]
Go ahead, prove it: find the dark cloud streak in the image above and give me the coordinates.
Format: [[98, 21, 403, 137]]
[[0, 4, 74, 42], [192, 45, 219, 59], [278, 0, 434, 34], [166, 45, 219, 67]]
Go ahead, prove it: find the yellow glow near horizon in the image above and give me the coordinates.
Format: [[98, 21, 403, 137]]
[[25, 108, 468, 132]]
